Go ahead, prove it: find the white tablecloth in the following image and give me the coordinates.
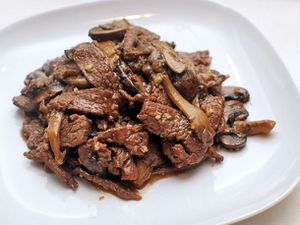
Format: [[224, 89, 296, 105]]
[[1, 0, 299, 224]]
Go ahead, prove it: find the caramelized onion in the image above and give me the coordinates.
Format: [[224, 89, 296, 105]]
[[47, 110, 66, 165]]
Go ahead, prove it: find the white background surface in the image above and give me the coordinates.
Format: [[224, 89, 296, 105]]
[[0, 0, 299, 224]]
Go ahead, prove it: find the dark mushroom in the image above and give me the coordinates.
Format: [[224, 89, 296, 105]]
[[161, 74, 215, 144], [217, 132, 247, 151], [224, 100, 249, 125], [88, 20, 129, 41], [222, 86, 250, 103], [234, 120, 276, 136], [116, 63, 139, 94]]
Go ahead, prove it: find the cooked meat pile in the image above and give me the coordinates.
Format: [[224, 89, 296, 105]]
[[13, 19, 276, 200]]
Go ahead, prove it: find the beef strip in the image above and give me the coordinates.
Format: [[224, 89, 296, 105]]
[[95, 125, 149, 156], [22, 118, 46, 150], [46, 88, 119, 117], [122, 26, 160, 61], [13, 95, 37, 113], [69, 42, 120, 89], [137, 101, 208, 168], [148, 84, 172, 106], [200, 95, 225, 131], [60, 114, 92, 148], [21, 75, 52, 96], [196, 70, 229, 95], [108, 147, 138, 181], [48, 56, 91, 88], [181, 51, 211, 69], [73, 167, 141, 200], [78, 138, 111, 174], [133, 141, 165, 188], [14, 70, 64, 112], [173, 69, 200, 101]]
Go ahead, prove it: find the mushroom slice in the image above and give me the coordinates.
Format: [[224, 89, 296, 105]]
[[47, 110, 66, 165], [217, 133, 247, 151], [153, 41, 186, 74], [234, 120, 276, 136], [222, 86, 250, 103], [224, 100, 249, 125], [88, 20, 128, 41], [161, 74, 215, 144]]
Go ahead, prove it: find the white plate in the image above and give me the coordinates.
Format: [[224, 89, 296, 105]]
[[0, 0, 299, 224]]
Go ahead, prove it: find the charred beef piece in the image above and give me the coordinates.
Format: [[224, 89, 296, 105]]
[[122, 26, 160, 61], [60, 114, 92, 148], [46, 88, 119, 117], [137, 101, 208, 168], [68, 42, 120, 89], [73, 168, 141, 200]]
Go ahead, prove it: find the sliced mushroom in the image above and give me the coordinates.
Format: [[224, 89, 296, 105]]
[[153, 41, 186, 74], [89, 20, 128, 41], [217, 133, 247, 151], [161, 74, 215, 144], [47, 110, 66, 165], [224, 100, 249, 125], [222, 86, 250, 103], [234, 120, 276, 136]]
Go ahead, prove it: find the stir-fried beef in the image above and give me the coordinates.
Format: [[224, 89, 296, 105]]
[[46, 88, 119, 117], [13, 19, 275, 200], [68, 42, 120, 89], [60, 114, 92, 148], [137, 101, 208, 168]]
